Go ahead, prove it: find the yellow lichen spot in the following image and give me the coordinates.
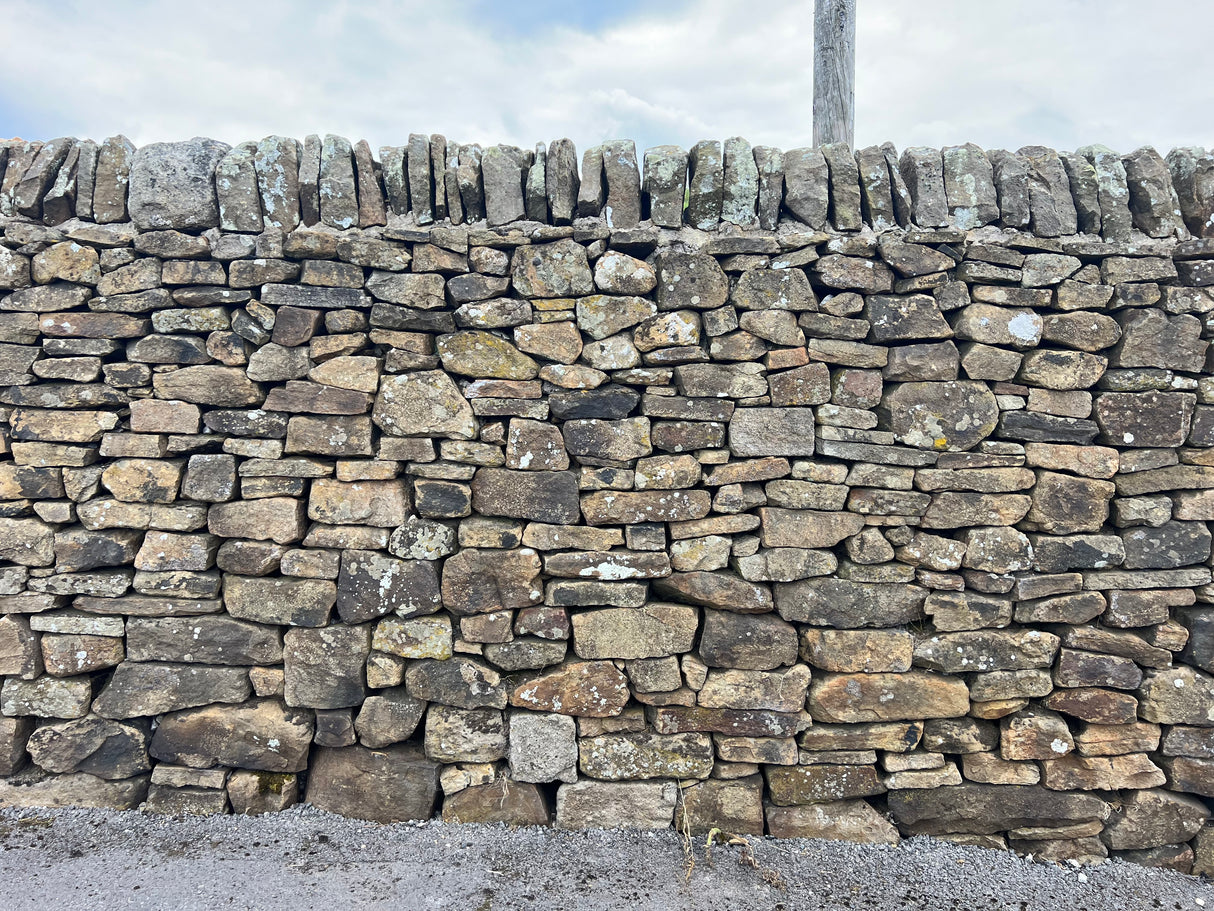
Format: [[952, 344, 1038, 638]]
[[934, 437, 948, 449]]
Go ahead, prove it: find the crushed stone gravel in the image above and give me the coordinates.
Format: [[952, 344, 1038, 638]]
[[0, 805, 1210, 910]]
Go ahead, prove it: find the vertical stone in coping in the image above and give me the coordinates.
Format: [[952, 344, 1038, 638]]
[[128, 138, 230, 231], [782, 147, 829, 230], [722, 136, 759, 228], [546, 138, 580, 225], [854, 145, 894, 231], [1167, 147, 1214, 239], [526, 143, 548, 223], [482, 144, 525, 227], [298, 134, 322, 227], [380, 145, 409, 217], [1061, 150, 1102, 235], [821, 141, 862, 231], [1122, 146, 1186, 239], [577, 144, 605, 218], [15, 136, 74, 220], [601, 140, 641, 229], [73, 139, 99, 221], [1018, 145, 1078, 237], [458, 143, 485, 222], [881, 142, 914, 227], [353, 140, 386, 228], [93, 135, 136, 224], [1078, 144, 1131, 242], [254, 135, 301, 232], [942, 142, 999, 229], [41, 141, 80, 226], [753, 146, 784, 231], [0, 142, 8, 212], [988, 149, 1031, 229], [319, 134, 358, 231], [445, 142, 464, 226], [429, 134, 448, 223], [643, 145, 686, 229], [217, 142, 265, 233], [899, 147, 948, 228], [1, 141, 42, 218], [687, 140, 723, 230], [408, 132, 433, 225]]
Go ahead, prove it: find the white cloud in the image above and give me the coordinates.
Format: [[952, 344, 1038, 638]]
[[0, 0, 1210, 159]]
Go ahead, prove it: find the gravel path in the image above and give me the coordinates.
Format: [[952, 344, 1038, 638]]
[[0, 805, 1210, 910]]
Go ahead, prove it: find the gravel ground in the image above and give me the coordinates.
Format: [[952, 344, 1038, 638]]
[[0, 805, 1211, 910]]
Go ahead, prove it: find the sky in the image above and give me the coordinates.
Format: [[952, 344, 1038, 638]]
[[1, 0, 1211, 158]]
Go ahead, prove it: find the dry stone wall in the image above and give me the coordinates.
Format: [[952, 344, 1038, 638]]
[[2, 131, 1214, 872]]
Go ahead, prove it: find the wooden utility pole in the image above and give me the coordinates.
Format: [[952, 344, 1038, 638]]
[[813, 0, 856, 148]]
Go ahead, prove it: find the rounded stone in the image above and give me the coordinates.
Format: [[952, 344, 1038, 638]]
[[881, 380, 999, 451]]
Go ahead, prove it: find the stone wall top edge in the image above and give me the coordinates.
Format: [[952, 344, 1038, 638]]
[[1, 135, 1210, 243]]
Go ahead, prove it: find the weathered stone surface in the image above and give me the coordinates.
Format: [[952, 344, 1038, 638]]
[[880, 381, 998, 451], [767, 799, 900, 843], [150, 699, 312, 772], [306, 744, 438, 823], [92, 663, 251, 719], [128, 139, 230, 230], [283, 625, 370, 709], [127, 617, 280, 665], [653, 571, 772, 614], [0, 770, 149, 810], [776, 578, 925, 627], [572, 604, 698, 660], [511, 661, 630, 717], [555, 780, 676, 830], [809, 672, 969, 723], [889, 784, 1110, 836], [26, 716, 149, 779], [767, 763, 885, 805], [511, 239, 593, 299]]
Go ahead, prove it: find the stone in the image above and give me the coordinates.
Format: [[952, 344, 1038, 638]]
[[766, 764, 884, 805], [728, 408, 816, 457], [511, 661, 630, 717], [511, 239, 593, 299], [438, 330, 537, 380], [1122, 146, 1184, 237], [227, 770, 298, 815], [555, 780, 677, 829], [283, 625, 371, 709], [0, 770, 148, 810], [509, 712, 578, 783], [306, 744, 438, 823], [571, 604, 698, 660], [24, 716, 149, 779], [127, 617, 280, 665], [697, 610, 797, 670], [776, 578, 925, 628], [1022, 471, 1114, 535], [652, 571, 773, 614], [128, 138, 229, 230], [1114, 310, 1206, 373], [809, 672, 969, 723], [942, 143, 999, 228], [372, 370, 476, 440], [767, 799, 899, 843], [579, 731, 712, 780], [1139, 667, 1214, 725], [888, 784, 1110, 836], [697, 664, 810, 712], [208, 498, 306, 545], [335, 551, 441, 622], [92, 663, 251, 719], [150, 699, 312, 772], [801, 629, 913, 673], [880, 381, 998, 451]]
